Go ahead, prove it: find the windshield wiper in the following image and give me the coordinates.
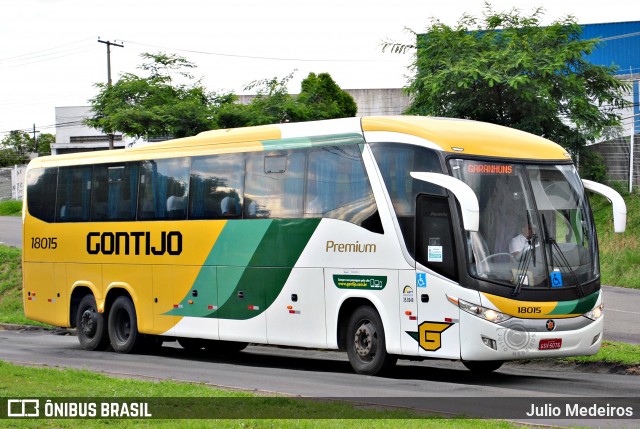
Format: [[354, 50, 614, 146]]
[[512, 234, 536, 297], [541, 214, 584, 297]]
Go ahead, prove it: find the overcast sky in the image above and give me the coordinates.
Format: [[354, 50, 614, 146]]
[[0, 0, 636, 138]]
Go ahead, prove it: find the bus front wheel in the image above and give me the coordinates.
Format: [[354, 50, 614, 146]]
[[346, 306, 397, 375], [108, 296, 142, 354], [76, 295, 110, 351]]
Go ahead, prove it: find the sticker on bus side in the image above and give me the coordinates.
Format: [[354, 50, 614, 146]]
[[332, 275, 387, 290]]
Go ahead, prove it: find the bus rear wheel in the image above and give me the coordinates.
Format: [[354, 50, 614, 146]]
[[346, 306, 397, 375], [76, 295, 109, 351], [462, 360, 504, 373], [108, 296, 142, 354]]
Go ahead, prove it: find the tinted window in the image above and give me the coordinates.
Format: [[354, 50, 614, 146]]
[[244, 150, 305, 218], [92, 163, 139, 221], [305, 145, 380, 231], [416, 194, 458, 280], [138, 158, 190, 220], [370, 143, 444, 257], [56, 166, 92, 222], [190, 153, 244, 219], [26, 167, 58, 223]]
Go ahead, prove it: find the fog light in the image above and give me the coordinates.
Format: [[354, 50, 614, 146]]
[[481, 335, 497, 350], [591, 333, 601, 346]]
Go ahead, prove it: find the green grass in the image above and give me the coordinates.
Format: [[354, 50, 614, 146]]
[[0, 246, 41, 326], [0, 199, 22, 216], [566, 341, 640, 366], [591, 190, 640, 289], [0, 361, 517, 428]]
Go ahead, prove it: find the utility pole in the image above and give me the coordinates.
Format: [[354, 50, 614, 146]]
[[32, 124, 40, 155], [98, 38, 123, 149]]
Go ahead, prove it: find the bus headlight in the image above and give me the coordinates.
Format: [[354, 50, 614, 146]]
[[448, 296, 512, 324], [583, 304, 604, 321]]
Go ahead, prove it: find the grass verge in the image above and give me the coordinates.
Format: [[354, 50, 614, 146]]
[[591, 190, 640, 289], [0, 199, 22, 216], [0, 361, 516, 428]]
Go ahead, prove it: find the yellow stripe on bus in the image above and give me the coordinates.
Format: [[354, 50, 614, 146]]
[[481, 292, 578, 319], [362, 116, 569, 160]]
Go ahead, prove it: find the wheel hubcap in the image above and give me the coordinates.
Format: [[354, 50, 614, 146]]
[[80, 309, 97, 338], [115, 309, 131, 342], [354, 321, 377, 359]]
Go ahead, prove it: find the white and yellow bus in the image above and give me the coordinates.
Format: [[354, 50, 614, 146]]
[[22, 116, 626, 375]]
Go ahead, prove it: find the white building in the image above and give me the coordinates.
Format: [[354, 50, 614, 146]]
[[51, 106, 134, 155]]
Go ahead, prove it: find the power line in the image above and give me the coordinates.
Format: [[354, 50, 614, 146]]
[[120, 39, 397, 63], [0, 37, 94, 63]]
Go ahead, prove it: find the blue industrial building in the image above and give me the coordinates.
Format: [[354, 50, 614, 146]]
[[581, 21, 639, 187]]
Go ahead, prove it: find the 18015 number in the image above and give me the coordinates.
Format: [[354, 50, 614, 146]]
[[31, 237, 58, 249]]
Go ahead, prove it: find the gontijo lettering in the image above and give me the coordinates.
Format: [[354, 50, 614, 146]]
[[86, 231, 183, 256], [326, 240, 376, 253]]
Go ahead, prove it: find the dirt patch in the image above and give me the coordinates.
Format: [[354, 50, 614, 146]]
[[508, 358, 640, 376]]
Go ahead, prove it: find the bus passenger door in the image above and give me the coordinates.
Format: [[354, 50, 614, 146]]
[[415, 194, 461, 359]]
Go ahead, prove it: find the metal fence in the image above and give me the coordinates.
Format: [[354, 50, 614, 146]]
[[591, 135, 640, 189]]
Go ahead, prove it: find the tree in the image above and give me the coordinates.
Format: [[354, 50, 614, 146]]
[[0, 131, 54, 166], [383, 4, 629, 175], [87, 52, 220, 140], [297, 72, 358, 119], [214, 72, 357, 129], [0, 131, 33, 167], [35, 133, 54, 156]]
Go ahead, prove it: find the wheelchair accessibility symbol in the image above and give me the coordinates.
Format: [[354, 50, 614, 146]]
[[550, 271, 563, 288], [416, 272, 427, 288]]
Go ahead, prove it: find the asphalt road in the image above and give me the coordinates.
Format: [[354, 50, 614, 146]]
[[0, 329, 638, 427], [0, 215, 21, 248]]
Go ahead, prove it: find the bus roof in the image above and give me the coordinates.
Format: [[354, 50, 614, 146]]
[[361, 116, 571, 160], [29, 116, 570, 168]]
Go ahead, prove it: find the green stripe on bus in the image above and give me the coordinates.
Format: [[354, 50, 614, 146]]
[[261, 133, 364, 151], [212, 218, 321, 320], [167, 219, 321, 319], [165, 220, 272, 317], [548, 291, 599, 315]]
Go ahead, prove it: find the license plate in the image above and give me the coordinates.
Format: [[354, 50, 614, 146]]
[[539, 338, 562, 350]]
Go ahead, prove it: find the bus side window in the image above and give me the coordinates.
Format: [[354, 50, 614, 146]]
[[26, 167, 58, 223], [138, 158, 189, 221], [305, 145, 381, 233], [91, 163, 139, 221], [244, 151, 304, 219], [189, 153, 245, 220], [56, 166, 92, 223]]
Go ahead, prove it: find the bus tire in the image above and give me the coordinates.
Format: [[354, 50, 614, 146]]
[[76, 295, 110, 351], [462, 360, 504, 373], [108, 296, 142, 354], [346, 306, 397, 375]]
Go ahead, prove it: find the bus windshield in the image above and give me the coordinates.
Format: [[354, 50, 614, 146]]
[[449, 159, 598, 292]]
